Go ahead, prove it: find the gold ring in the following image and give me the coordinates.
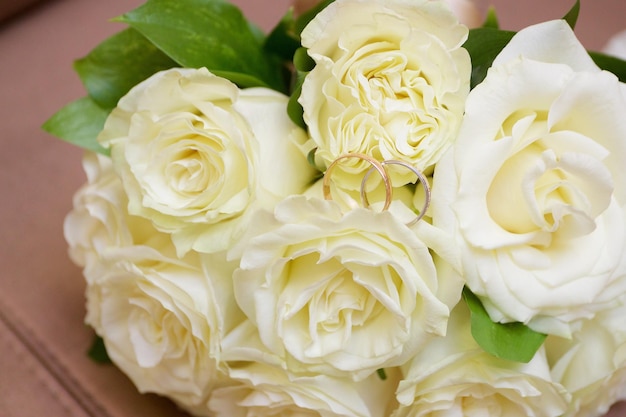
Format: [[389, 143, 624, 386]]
[[361, 159, 431, 226], [323, 153, 393, 211]]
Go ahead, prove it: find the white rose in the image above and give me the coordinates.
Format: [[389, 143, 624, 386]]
[[393, 304, 569, 417], [299, 0, 471, 189], [231, 196, 462, 380], [65, 152, 242, 412], [546, 297, 626, 417], [98, 67, 315, 255], [432, 20, 626, 336], [208, 362, 400, 417], [64, 152, 157, 279]]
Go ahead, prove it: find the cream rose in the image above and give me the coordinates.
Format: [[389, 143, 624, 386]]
[[208, 361, 400, 417], [230, 196, 462, 380], [64, 152, 157, 280], [546, 297, 626, 417], [393, 304, 569, 417], [432, 20, 626, 336], [299, 0, 471, 190], [65, 152, 242, 412], [98, 67, 315, 255]]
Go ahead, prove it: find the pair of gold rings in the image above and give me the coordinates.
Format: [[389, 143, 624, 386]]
[[322, 153, 431, 226]]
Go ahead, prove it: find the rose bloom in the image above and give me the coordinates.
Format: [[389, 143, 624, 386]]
[[546, 297, 626, 417], [208, 361, 400, 417], [98, 67, 315, 255], [299, 0, 471, 190], [432, 20, 626, 336], [393, 304, 569, 417], [65, 152, 242, 413], [230, 196, 462, 380]]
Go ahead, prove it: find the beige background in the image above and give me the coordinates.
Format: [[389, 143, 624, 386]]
[[0, 0, 625, 416]]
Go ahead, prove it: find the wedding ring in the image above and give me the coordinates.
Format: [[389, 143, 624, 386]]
[[323, 153, 393, 211], [361, 159, 431, 226]]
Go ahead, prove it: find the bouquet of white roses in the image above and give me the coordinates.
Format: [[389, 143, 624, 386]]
[[44, 0, 626, 415]]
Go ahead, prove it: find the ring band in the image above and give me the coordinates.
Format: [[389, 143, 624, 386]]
[[323, 153, 393, 211], [361, 159, 431, 226]]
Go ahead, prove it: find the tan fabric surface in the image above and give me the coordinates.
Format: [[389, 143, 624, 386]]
[[0, 0, 625, 416]]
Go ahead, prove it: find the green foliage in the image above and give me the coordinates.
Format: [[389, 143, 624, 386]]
[[264, 0, 336, 63], [463, 287, 547, 363], [563, 0, 580, 29], [87, 335, 112, 364], [482, 7, 499, 29], [265, 8, 302, 61], [267, 0, 337, 128], [42, 97, 110, 155], [466, 0, 582, 90], [116, 0, 286, 92], [264, 0, 336, 109], [463, 28, 515, 88], [590, 51, 626, 83], [287, 47, 316, 129], [74, 28, 177, 109]]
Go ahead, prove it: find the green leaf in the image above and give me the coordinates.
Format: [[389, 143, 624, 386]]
[[462, 287, 547, 363], [590, 51, 626, 83], [247, 21, 266, 46], [265, 0, 335, 63], [482, 6, 499, 29], [463, 28, 515, 88], [563, 0, 580, 29], [265, 8, 301, 61], [42, 97, 110, 155], [117, 0, 286, 92], [287, 72, 307, 129], [287, 76, 307, 130], [293, 46, 315, 79], [287, 47, 316, 129], [87, 335, 112, 364], [74, 28, 177, 109]]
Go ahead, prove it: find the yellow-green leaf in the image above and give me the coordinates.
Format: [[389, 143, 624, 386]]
[[42, 97, 110, 155], [74, 28, 176, 109], [117, 0, 286, 92], [463, 287, 546, 363]]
